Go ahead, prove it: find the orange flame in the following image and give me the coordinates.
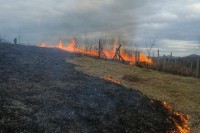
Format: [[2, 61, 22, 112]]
[[57, 40, 63, 49], [39, 39, 152, 64], [162, 102, 190, 133], [101, 77, 121, 84]]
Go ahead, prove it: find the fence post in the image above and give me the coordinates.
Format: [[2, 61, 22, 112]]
[[196, 59, 200, 78], [175, 59, 177, 67], [157, 49, 160, 65], [190, 61, 193, 70], [163, 55, 166, 72], [170, 52, 172, 64], [135, 51, 138, 64], [138, 51, 140, 63], [99, 39, 101, 58], [153, 52, 155, 62]]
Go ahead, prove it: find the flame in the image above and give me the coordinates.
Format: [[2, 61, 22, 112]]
[[39, 39, 152, 64], [66, 39, 76, 52], [39, 40, 190, 132], [162, 102, 190, 133], [101, 77, 121, 84], [57, 40, 63, 49]]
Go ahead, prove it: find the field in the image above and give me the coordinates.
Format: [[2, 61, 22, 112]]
[[68, 56, 200, 133], [1, 43, 190, 132]]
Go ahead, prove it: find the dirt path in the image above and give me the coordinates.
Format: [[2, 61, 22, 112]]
[[0, 43, 183, 132]]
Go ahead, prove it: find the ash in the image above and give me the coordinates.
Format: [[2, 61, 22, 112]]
[[0, 43, 178, 133]]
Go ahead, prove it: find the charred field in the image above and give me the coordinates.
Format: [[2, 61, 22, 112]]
[[0, 43, 189, 133]]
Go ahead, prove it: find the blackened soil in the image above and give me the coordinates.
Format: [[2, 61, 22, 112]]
[[0, 43, 177, 133]]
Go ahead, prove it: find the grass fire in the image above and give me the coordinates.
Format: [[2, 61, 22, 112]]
[[68, 55, 200, 133], [38, 39, 191, 133], [39, 39, 152, 65], [1, 41, 196, 133], [1, 0, 200, 133]]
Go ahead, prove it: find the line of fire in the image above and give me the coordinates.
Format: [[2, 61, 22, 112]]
[[39, 38, 190, 133], [39, 38, 152, 65]]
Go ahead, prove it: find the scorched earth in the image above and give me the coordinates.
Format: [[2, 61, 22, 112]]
[[0, 43, 188, 132]]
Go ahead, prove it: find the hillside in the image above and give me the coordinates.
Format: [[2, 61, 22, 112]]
[[0, 43, 190, 132], [183, 54, 200, 61], [68, 55, 200, 133]]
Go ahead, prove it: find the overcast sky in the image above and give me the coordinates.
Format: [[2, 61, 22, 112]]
[[0, 0, 200, 56]]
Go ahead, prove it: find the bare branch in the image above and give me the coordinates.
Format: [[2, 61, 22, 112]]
[[146, 38, 156, 57]]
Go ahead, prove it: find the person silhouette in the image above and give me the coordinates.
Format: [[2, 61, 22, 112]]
[[14, 38, 17, 44]]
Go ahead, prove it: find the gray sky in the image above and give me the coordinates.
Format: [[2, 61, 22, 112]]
[[0, 0, 200, 56]]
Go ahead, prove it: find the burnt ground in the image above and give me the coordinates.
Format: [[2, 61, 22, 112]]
[[0, 43, 180, 133]]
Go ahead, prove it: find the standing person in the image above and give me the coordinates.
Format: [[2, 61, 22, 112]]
[[14, 38, 17, 44]]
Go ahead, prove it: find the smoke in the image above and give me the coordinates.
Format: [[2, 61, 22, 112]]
[[56, 0, 155, 44], [0, 0, 154, 44]]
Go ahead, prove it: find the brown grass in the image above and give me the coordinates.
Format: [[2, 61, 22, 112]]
[[67, 56, 200, 133]]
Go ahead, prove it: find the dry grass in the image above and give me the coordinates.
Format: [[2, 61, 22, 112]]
[[67, 56, 200, 133]]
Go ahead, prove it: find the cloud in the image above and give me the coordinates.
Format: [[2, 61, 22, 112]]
[[187, 2, 200, 13], [156, 39, 199, 56], [0, 0, 199, 56]]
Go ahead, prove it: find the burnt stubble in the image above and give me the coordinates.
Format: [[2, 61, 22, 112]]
[[0, 43, 179, 132]]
